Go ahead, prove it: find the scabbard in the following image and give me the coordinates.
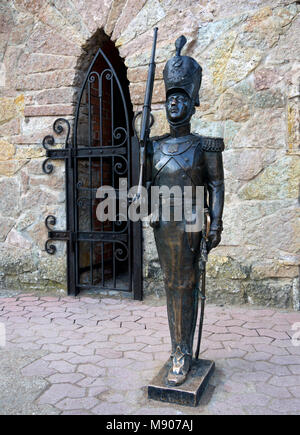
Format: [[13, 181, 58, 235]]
[[195, 263, 206, 360]]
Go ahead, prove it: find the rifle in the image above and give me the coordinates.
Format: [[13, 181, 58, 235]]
[[133, 27, 158, 201], [195, 207, 210, 360]]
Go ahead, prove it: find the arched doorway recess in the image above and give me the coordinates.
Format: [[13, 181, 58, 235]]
[[43, 32, 143, 299]]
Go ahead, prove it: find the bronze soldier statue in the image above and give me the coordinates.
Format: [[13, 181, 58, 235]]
[[145, 35, 225, 387]]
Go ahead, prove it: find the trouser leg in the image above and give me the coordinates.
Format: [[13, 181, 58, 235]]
[[165, 284, 198, 357]]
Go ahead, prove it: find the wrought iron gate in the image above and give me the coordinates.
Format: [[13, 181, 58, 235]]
[[42, 47, 143, 299]]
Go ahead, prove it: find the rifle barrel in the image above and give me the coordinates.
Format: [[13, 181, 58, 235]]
[[140, 27, 158, 147]]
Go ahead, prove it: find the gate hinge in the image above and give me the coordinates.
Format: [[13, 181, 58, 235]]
[[42, 118, 73, 174], [45, 215, 75, 255]]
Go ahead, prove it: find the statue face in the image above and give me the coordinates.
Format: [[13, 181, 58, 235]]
[[166, 92, 192, 123]]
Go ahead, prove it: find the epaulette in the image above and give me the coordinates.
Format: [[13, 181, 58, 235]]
[[201, 137, 224, 152], [150, 133, 170, 143]]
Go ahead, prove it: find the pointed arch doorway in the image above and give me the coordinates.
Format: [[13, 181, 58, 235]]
[[44, 33, 143, 299]]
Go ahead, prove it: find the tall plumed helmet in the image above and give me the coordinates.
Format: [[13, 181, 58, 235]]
[[163, 35, 202, 106]]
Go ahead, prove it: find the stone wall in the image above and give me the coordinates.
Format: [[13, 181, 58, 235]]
[[0, 0, 299, 307]]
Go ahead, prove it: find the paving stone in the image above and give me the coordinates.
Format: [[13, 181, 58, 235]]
[[269, 375, 300, 387], [133, 406, 183, 415], [153, 351, 170, 361], [289, 386, 300, 398], [224, 392, 271, 408], [207, 401, 245, 415], [254, 344, 289, 356], [42, 352, 78, 362], [126, 328, 156, 337], [87, 386, 108, 397], [51, 318, 74, 326], [142, 344, 169, 353], [244, 352, 271, 362], [216, 319, 245, 327], [62, 338, 93, 346], [221, 380, 250, 394], [202, 348, 246, 360], [122, 321, 148, 330], [5, 306, 24, 312], [77, 377, 101, 387], [135, 335, 162, 346], [61, 410, 92, 415], [129, 360, 162, 371], [77, 364, 106, 377], [240, 336, 273, 345], [205, 325, 229, 334], [231, 371, 272, 383], [56, 397, 99, 411], [0, 298, 17, 303], [46, 313, 71, 320], [18, 297, 39, 302], [257, 329, 290, 340], [47, 373, 85, 384], [100, 358, 134, 368], [41, 344, 67, 353], [67, 313, 95, 320], [288, 346, 300, 356], [222, 341, 255, 353], [48, 360, 76, 373], [68, 346, 95, 356], [21, 359, 55, 377], [253, 361, 291, 377], [288, 365, 300, 375], [92, 402, 130, 415], [125, 351, 153, 361], [228, 326, 259, 337], [269, 398, 300, 414], [270, 355, 300, 365], [39, 297, 60, 302], [109, 334, 135, 344], [274, 313, 300, 324], [224, 358, 254, 371], [36, 337, 66, 346], [209, 333, 243, 342], [95, 348, 123, 358], [68, 355, 104, 365], [256, 382, 292, 399], [38, 383, 85, 405]]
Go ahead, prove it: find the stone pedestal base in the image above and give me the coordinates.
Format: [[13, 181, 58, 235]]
[[148, 358, 215, 407]]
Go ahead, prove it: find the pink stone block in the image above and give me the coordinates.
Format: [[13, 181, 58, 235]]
[[22, 359, 55, 377], [77, 364, 106, 377], [56, 397, 99, 410], [38, 384, 85, 405], [49, 360, 76, 373]]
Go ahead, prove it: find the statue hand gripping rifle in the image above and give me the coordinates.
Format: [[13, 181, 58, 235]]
[[134, 31, 225, 387]]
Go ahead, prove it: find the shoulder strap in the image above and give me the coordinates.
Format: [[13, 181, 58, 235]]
[[202, 137, 224, 152], [150, 133, 170, 143]]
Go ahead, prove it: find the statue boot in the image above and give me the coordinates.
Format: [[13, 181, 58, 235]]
[[167, 346, 192, 386]]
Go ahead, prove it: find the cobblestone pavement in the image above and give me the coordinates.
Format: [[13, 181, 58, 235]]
[[0, 292, 300, 415]]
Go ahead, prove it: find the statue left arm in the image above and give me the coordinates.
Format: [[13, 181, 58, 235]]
[[204, 149, 225, 252]]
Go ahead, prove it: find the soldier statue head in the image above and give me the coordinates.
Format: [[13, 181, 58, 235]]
[[163, 36, 202, 129]]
